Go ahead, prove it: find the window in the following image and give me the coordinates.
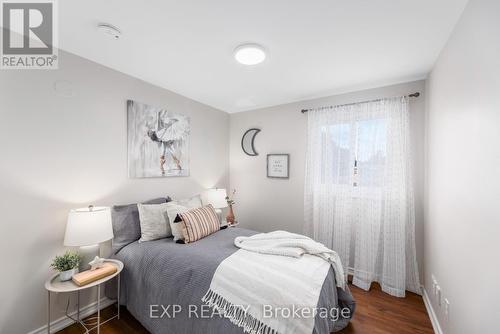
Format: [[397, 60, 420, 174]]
[[321, 118, 387, 188]]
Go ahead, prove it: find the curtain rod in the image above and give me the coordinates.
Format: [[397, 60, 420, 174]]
[[300, 92, 420, 113]]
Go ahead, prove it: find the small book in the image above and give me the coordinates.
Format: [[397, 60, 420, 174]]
[[72, 262, 117, 286]]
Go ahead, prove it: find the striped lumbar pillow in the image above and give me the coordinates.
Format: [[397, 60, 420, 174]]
[[179, 205, 220, 243]]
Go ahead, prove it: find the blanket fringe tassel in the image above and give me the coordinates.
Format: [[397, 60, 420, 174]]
[[202, 289, 278, 334]]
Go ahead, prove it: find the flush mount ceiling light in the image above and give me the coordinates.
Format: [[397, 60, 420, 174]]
[[234, 44, 266, 65], [97, 23, 121, 39]]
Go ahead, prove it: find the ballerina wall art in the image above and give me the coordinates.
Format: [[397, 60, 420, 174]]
[[127, 100, 190, 178]]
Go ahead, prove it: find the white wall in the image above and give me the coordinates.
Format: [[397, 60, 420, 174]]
[[424, 0, 500, 333], [229, 80, 426, 282], [0, 49, 229, 334]]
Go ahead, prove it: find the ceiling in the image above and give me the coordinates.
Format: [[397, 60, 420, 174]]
[[59, 0, 468, 113]]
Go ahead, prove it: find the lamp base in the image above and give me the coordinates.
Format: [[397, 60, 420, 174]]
[[78, 244, 99, 272]]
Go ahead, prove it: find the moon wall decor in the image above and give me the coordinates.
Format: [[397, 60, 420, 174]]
[[241, 128, 261, 156]]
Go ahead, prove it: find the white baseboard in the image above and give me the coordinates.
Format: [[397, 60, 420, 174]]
[[27, 297, 115, 334], [422, 287, 443, 334]]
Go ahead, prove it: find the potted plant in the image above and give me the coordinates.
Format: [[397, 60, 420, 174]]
[[51, 251, 81, 281]]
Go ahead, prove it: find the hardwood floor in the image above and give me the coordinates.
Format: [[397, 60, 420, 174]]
[[57, 283, 434, 334], [338, 284, 433, 334]]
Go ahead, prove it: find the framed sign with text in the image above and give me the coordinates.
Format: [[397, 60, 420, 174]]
[[267, 154, 289, 179]]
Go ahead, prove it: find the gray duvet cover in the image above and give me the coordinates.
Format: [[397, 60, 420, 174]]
[[106, 227, 355, 334]]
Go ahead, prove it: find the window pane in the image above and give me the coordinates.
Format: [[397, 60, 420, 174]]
[[355, 119, 387, 187], [321, 124, 352, 185]]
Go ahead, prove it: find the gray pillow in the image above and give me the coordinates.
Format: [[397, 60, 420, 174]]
[[111, 197, 170, 254]]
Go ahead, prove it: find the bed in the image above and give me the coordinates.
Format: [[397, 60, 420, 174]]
[[106, 226, 355, 334]]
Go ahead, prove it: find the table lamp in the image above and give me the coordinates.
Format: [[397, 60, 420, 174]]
[[64, 205, 113, 271], [203, 188, 227, 223]]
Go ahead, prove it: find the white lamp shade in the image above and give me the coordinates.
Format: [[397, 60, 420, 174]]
[[203, 188, 228, 209], [64, 206, 113, 246]]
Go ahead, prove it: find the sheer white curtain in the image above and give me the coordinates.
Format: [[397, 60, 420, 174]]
[[304, 96, 420, 297]]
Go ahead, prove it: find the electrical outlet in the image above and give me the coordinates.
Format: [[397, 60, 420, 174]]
[[444, 298, 450, 320], [431, 275, 438, 295], [436, 286, 442, 306]]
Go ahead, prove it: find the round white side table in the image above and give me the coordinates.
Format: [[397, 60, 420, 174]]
[[44, 259, 123, 334]]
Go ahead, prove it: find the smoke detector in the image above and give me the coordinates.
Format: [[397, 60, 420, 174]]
[[97, 23, 121, 39]]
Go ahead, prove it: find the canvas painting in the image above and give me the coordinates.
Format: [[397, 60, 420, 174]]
[[128, 100, 190, 178]]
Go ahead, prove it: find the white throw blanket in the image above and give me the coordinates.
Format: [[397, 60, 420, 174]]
[[202, 231, 346, 334]]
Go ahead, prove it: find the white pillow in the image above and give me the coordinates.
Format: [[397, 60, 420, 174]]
[[166, 195, 203, 241], [176, 194, 203, 208], [165, 203, 190, 242], [137, 203, 171, 242]]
